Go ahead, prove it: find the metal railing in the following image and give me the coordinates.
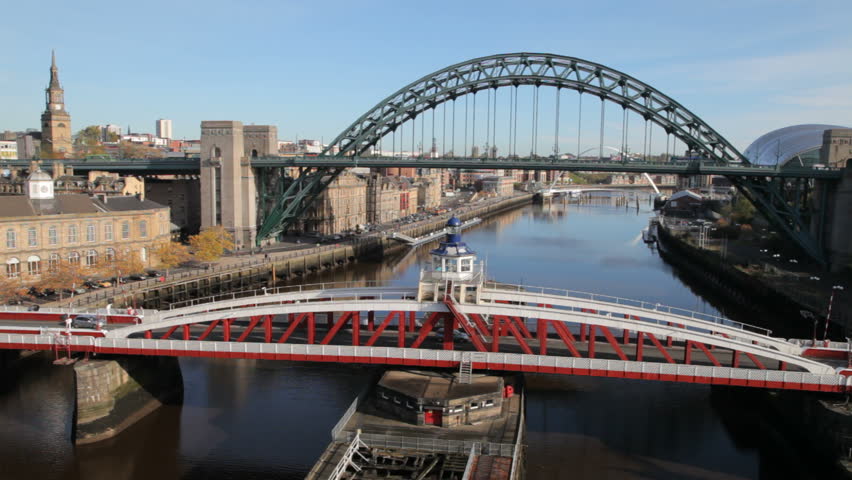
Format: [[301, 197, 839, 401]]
[[0, 333, 847, 380], [482, 281, 771, 336], [328, 431, 368, 480], [166, 281, 416, 311], [509, 391, 525, 480], [343, 431, 514, 457], [331, 384, 373, 441]]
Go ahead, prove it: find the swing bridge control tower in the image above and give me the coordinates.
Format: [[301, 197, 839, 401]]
[[417, 216, 484, 304]]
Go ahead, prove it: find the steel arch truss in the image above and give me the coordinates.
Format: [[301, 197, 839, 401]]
[[323, 52, 746, 164], [255, 167, 344, 243], [729, 176, 824, 264]]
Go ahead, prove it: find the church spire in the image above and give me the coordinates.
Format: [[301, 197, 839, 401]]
[[49, 49, 61, 89]]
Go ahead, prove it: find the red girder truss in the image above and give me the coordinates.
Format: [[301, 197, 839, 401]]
[[135, 305, 786, 374]]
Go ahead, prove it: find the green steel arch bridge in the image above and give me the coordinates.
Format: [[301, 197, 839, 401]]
[[7, 53, 845, 263]]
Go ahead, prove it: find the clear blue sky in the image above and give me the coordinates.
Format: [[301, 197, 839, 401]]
[[2, 0, 850, 152]]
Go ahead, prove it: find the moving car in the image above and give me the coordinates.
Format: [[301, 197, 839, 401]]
[[71, 314, 103, 329]]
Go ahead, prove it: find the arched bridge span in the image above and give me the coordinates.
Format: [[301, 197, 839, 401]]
[[323, 53, 744, 164]]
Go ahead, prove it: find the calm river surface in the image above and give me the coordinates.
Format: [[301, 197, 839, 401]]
[[0, 194, 837, 479]]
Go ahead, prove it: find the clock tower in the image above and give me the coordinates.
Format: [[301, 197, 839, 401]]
[[40, 50, 72, 158]]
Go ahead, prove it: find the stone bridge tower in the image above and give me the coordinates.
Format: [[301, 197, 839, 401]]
[[200, 122, 279, 248]]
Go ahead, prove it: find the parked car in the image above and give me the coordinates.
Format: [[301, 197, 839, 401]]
[[129, 274, 147, 281], [83, 281, 101, 289], [146, 270, 163, 277], [71, 314, 103, 329], [98, 281, 112, 288]]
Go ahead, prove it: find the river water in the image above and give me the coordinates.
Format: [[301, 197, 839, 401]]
[[0, 193, 839, 479]]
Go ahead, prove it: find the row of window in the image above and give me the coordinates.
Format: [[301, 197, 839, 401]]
[[4, 221, 151, 249], [4, 247, 147, 278], [378, 391, 496, 413]]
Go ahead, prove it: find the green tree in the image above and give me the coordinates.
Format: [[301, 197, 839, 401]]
[[731, 195, 756, 224], [189, 226, 235, 263]]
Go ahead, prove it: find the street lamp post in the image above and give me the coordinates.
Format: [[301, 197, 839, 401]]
[[823, 285, 846, 344]]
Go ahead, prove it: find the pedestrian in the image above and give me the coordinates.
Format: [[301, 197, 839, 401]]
[[265, 253, 269, 262], [63, 314, 71, 330]]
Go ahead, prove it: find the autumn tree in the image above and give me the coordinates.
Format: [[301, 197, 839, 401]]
[[189, 226, 235, 264], [37, 261, 87, 300], [119, 141, 165, 159], [0, 276, 24, 304], [97, 249, 145, 282], [154, 240, 191, 275]]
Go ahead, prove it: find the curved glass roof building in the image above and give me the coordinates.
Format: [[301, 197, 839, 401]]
[[743, 124, 849, 167]]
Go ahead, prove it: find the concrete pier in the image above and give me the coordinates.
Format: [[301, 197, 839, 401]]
[[74, 356, 183, 444]]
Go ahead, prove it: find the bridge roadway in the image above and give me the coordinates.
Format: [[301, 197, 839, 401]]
[[0, 283, 849, 393], [4, 156, 843, 179]]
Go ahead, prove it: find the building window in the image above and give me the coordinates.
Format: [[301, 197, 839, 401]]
[[85, 250, 98, 267], [67, 225, 78, 243], [6, 229, 16, 249], [6, 258, 20, 278], [140, 247, 147, 263], [68, 251, 80, 265], [105, 248, 115, 263], [27, 228, 38, 247], [27, 256, 41, 275], [86, 223, 96, 242], [470, 402, 479, 410], [121, 221, 130, 240], [48, 253, 60, 272], [104, 223, 113, 241], [484, 399, 494, 407], [460, 258, 472, 272], [139, 220, 147, 238], [48, 226, 58, 245]]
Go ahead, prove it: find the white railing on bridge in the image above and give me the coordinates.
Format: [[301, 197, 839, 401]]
[[1, 334, 846, 382], [167, 280, 400, 310], [482, 281, 771, 336]]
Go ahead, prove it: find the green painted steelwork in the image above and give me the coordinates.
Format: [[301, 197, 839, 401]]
[[322, 53, 746, 164], [729, 175, 825, 264], [254, 167, 344, 243]]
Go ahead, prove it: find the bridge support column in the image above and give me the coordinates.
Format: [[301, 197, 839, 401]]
[[200, 121, 257, 248], [817, 163, 852, 271], [74, 356, 183, 445]]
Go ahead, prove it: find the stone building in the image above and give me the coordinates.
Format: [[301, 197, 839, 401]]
[[374, 370, 506, 428], [40, 52, 72, 158], [415, 173, 442, 210], [822, 129, 852, 168], [480, 176, 515, 197], [366, 174, 415, 224], [302, 172, 367, 235], [0, 171, 171, 284]]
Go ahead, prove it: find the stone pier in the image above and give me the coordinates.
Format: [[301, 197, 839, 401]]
[[74, 356, 183, 444]]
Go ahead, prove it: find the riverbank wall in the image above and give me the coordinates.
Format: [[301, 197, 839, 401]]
[[655, 225, 814, 335], [74, 356, 183, 445], [105, 194, 532, 310]]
